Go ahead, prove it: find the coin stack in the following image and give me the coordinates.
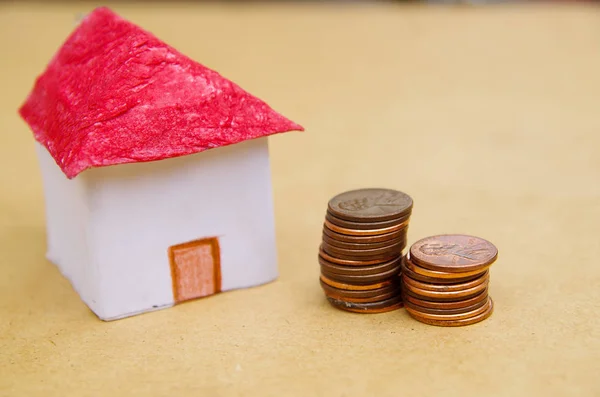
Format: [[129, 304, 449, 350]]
[[401, 234, 498, 326], [319, 188, 413, 313]]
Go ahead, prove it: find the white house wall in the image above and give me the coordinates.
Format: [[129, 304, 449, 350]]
[[83, 137, 278, 320], [36, 144, 98, 311]]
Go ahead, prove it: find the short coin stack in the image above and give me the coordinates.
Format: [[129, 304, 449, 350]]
[[401, 234, 498, 326], [319, 188, 413, 313]]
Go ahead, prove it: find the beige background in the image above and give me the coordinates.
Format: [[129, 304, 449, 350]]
[[1, 2, 599, 396]]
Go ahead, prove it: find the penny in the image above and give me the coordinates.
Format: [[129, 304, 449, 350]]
[[322, 233, 404, 250], [402, 288, 488, 310], [322, 264, 401, 284], [402, 270, 489, 292], [321, 250, 401, 262], [320, 274, 397, 291], [324, 219, 409, 237], [328, 188, 413, 222], [326, 295, 404, 313], [404, 255, 490, 280], [325, 211, 410, 230], [410, 234, 498, 273], [323, 287, 401, 304], [319, 279, 400, 299], [319, 256, 401, 276], [406, 297, 491, 321], [400, 258, 480, 285], [319, 248, 395, 266], [402, 283, 487, 302], [321, 240, 405, 259], [323, 225, 406, 244], [407, 297, 494, 327], [401, 275, 488, 300], [404, 297, 488, 315], [402, 283, 486, 302]]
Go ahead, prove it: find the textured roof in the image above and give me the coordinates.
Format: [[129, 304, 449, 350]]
[[19, 7, 303, 178]]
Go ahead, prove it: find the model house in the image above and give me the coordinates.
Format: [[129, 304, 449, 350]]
[[18, 7, 303, 320]]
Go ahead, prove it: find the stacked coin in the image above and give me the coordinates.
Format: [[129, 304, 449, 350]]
[[319, 188, 413, 313], [401, 234, 498, 326]]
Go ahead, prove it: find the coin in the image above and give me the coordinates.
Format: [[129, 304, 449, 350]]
[[403, 297, 488, 315], [406, 297, 494, 326], [319, 256, 401, 276], [400, 257, 480, 284], [323, 226, 406, 244], [320, 274, 397, 291], [402, 275, 488, 301], [325, 211, 410, 230], [321, 264, 401, 284], [322, 233, 404, 250], [326, 295, 404, 313], [321, 250, 400, 262], [402, 283, 486, 303], [328, 188, 413, 222], [404, 255, 489, 279], [323, 286, 402, 304], [402, 270, 489, 292], [324, 219, 409, 237], [319, 248, 396, 266], [319, 279, 400, 299], [321, 240, 405, 259], [402, 282, 488, 302], [402, 288, 488, 310], [406, 297, 491, 321], [318, 189, 414, 315], [410, 234, 498, 273]]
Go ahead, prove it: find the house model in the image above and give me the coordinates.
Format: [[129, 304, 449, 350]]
[[18, 7, 303, 321]]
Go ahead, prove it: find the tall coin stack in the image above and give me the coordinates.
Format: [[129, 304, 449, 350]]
[[319, 188, 413, 313], [401, 234, 498, 326]]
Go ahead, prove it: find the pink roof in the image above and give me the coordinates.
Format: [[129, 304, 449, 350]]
[[19, 7, 303, 179]]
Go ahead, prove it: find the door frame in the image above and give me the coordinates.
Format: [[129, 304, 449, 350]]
[[168, 237, 222, 303]]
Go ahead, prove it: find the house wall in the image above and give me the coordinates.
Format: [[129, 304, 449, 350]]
[[36, 144, 98, 311], [83, 137, 278, 320]]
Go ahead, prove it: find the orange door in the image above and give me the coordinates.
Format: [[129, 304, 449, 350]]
[[169, 237, 221, 303]]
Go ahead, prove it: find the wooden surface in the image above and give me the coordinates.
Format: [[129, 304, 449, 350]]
[[1, 2, 599, 396]]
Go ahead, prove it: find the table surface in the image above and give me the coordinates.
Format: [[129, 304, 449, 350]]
[[1, 2, 599, 396]]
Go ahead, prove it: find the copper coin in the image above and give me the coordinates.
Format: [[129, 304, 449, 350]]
[[323, 287, 401, 304], [402, 288, 488, 310], [326, 211, 410, 230], [407, 297, 494, 327], [406, 296, 491, 321], [402, 282, 486, 302], [320, 279, 399, 299], [401, 275, 488, 300], [326, 295, 404, 313], [404, 297, 488, 315], [400, 257, 479, 285], [321, 264, 401, 284], [328, 188, 413, 222], [319, 248, 397, 266], [323, 225, 406, 244], [322, 250, 401, 262], [322, 233, 404, 250], [410, 234, 498, 273], [324, 219, 409, 237], [319, 256, 401, 276], [404, 255, 489, 279], [320, 274, 396, 291], [401, 257, 482, 284], [402, 270, 489, 292], [321, 240, 405, 259]]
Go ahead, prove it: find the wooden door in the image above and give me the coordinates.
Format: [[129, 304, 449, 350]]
[[169, 237, 221, 303]]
